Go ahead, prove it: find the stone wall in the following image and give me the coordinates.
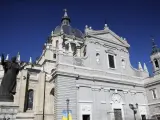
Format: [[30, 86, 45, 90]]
[[54, 75, 77, 120]]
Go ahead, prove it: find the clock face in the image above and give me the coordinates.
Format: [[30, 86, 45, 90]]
[[112, 94, 121, 103]]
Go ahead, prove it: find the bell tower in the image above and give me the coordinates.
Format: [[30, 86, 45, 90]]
[[150, 38, 160, 75]]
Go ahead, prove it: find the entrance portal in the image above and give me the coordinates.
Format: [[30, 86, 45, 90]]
[[82, 115, 90, 120], [141, 115, 146, 120], [114, 109, 123, 120]]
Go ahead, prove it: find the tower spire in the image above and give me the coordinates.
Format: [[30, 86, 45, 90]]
[[151, 37, 160, 55], [61, 9, 71, 25], [152, 37, 157, 48]]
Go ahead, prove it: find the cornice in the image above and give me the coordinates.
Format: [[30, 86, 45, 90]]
[[144, 79, 160, 88], [27, 68, 41, 73], [53, 70, 144, 87], [56, 62, 144, 80], [148, 101, 160, 106]]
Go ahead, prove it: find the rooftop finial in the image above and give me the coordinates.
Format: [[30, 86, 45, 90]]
[[51, 30, 54, 36], [6, 54, 9, 60], [104, 19, 109, 30], [29, 57, 32, 63], [138, 62, 143, 71], [64, 9, 68, 17], [85, 25, 88, 29], [144, 63, 149, 73], [16, 52, 20, 62]]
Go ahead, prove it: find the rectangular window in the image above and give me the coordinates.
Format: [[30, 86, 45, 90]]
[[151, 89, 158, 99], [53, 54, 56, 59], [108, 54, 115, 68], [155, 59, 159, 68]]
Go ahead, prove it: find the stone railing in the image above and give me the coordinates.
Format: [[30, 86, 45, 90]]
[[0, 102, 18, 120]]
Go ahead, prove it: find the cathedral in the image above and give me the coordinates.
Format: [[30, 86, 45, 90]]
[[0, 9, 160, 120]]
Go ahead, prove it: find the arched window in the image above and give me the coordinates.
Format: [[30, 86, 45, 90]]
[[50, 88, 54, 96], [121, 59, 126, 69], [56, 40, 59, 48], [154, 59, 159, 68], [96, 53, 100, 64], [71, 43, 77, 56], [26, 89, 34, 110], [65, 43, 69, 51], [83, 45, 87, 56]]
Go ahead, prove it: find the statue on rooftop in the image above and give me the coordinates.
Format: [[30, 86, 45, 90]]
[[0, 54, 27, 102]]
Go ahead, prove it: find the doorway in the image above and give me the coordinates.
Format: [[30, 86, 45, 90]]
[[141, 115, 146, 120], [114, 109, 123, 120], [82, 114, 90, 120]]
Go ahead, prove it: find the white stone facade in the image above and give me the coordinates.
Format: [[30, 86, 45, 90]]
[[0, 9, 160, 120]]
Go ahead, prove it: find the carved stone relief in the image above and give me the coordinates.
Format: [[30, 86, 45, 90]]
[[81, 104, 92, 114], [89, 39, 128, 53], [138, 106, 147, 115], [111, 93, 122, 103]]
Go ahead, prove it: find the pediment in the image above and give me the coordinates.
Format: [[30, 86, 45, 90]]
[[97, 33, 123, 44], [87, 30, 130, 48]]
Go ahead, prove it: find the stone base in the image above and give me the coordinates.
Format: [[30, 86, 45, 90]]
[[0, 94, 13, 102], [0, 102, 19, 120]]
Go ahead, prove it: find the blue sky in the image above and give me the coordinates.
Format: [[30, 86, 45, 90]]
[[0, 0, 160, 74]]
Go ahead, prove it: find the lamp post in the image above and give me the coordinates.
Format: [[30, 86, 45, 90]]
[[66, 99, 70, 120], [129, 103, 138, 120]]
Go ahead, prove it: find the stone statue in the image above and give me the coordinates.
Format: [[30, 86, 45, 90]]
[[0, 54, 27, 102]]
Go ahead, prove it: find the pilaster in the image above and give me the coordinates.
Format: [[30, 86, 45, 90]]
[[18, 69, 28, 112], [35, 72, 46, 120], [68, 42, 73, 55], [77, 48, 81, 57]]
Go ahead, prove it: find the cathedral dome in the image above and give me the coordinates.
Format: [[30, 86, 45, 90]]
[[54, 25, 84, 39], [53, 9, 84, 39]]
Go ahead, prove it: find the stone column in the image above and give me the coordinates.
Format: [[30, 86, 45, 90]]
[[68, 42, 73, 55], [76, 46, 81, 57], [18, 69, 28, 112], [35, 72, 46, 120], [0, 102, 18, 120], [59, 41, 63, 52], [44, 83, 54, 120]]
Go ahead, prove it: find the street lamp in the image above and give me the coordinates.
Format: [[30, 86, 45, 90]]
[[129, 103, 138, 120], [66, 99, 70, 120]]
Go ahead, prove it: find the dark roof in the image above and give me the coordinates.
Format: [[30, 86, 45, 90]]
[[53, 9, 84, 40], [54, 25, 84, 39]]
